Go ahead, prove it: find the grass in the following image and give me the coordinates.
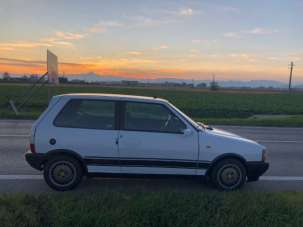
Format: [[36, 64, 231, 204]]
[[200, 115, 303, 127], [1, 192, 303, 227], [1, 83, 303, 126]]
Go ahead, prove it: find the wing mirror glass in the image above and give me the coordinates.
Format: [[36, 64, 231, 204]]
[[182, 128, 192, 136]]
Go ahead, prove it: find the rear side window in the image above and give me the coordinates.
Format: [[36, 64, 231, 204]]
[[54, 99, 116, 130]]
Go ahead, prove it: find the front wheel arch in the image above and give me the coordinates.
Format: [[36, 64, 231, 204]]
[[206, 153, 247, 178]]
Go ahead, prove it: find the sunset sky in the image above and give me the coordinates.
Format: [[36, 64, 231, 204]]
[[0, 0, 302, 82]]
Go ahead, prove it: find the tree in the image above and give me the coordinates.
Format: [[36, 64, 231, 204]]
[[29, 74, 38, 81], [209, 81, 219, 90], [197, 82, 207, 88], [59, 77, 68, 83]]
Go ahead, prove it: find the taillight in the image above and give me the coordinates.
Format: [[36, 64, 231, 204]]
[[262, 149, 267, 161], [30, 143, 36, 154]]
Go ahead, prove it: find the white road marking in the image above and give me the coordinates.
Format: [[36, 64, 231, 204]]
[[258, 140, 303, 144], [0, 135, 28, 137], [1, 175, 303, 181], [260, 176, 303, 181], [0, 175, 43, 180]]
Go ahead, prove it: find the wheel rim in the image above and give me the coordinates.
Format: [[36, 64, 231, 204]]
[[49, 160, 77, 187], [217, 164, 242, 189]]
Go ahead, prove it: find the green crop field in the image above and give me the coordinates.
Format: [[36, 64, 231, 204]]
[[1, 83, 303, 126]]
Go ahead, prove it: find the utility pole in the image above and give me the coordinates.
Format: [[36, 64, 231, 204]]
[[288, 61, 294, 92], [210, 73, 219, 91]]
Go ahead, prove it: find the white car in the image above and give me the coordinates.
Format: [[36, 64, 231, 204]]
[[25, 93, 269, 191]]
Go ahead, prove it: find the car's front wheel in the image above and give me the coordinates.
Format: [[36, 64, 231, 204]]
[[210, 158, 246, 191], [43, 155, 83, 191]]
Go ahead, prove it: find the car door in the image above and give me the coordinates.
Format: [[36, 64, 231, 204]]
[[118, 101, 199, 175], [45, 98, 120, 173]]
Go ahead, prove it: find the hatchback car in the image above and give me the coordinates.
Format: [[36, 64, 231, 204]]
[[25, 93, 269, 191]]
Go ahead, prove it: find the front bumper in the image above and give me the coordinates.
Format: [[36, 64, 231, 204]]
[[246, 161, 269, 181], [25, 152, 46, 171]]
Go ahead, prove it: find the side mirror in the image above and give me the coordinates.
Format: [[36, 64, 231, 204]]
[[182, 128, 192, 136]]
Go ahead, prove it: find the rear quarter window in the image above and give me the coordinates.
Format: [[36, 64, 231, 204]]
[[54, 99, 116, 130]]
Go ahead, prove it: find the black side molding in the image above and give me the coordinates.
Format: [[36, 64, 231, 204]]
[[84, 157, 211, 169]]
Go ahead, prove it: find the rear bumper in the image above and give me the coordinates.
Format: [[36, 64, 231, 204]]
[[246, 161, 269, 181], [25, 153, 46, 171]]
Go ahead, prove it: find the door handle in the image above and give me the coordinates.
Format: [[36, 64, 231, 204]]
[[116, 135, 123, 145]]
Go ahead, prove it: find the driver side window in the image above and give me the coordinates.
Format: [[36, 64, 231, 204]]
[[124, 102, 186, 133]]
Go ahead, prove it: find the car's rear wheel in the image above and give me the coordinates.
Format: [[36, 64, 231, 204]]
[[210, 158, 246, 191], [43, 155, 83, 191]]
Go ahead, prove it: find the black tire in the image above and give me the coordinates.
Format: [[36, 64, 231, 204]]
[[210, 158, 246, 191], [43, 155, 83, 191]]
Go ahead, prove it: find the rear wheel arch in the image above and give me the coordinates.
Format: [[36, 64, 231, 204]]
[[45, 149, 87, 174]]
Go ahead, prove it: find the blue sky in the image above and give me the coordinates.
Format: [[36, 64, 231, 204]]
[[0, 0, 302, 82]]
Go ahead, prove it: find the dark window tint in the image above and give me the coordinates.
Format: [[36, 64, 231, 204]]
[[54, 99, 115, 130], [124, 102, 186, 133]]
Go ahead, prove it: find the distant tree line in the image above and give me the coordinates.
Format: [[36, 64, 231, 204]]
[[0, 72, 44, 83], [0, 72, 220, 90]]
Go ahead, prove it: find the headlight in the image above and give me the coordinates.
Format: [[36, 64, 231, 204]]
[[262, 149, 267, 161]]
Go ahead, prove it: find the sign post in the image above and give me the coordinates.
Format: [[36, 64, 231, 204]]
[[47, 50, 59, 101], [47, 50, 59, 84], [8, 50, 59, 114]]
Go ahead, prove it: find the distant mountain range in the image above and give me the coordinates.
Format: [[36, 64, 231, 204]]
[[2, 72, 303, 88], [67, 72, 303, 88]]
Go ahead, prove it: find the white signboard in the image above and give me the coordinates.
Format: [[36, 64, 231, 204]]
[[47, 50, 59, 84]]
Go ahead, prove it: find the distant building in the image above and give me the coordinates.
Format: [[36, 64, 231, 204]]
[[3, 72, 10, 80], [70, 79, 87, 84], [121, 80, 139, 86]]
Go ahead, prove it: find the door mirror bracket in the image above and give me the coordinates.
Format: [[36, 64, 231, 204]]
[[182, 128, 192, 136]]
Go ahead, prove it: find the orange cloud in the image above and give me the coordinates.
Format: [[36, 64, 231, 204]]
[[1, 57, 302, 82], [54, 32, 87, 40], [0, 31, 87, 52], [0, 41, 52, 50], [128, 51, 143, 56]]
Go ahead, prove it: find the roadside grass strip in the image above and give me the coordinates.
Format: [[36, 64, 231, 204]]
[[1, 192, 303, 227]]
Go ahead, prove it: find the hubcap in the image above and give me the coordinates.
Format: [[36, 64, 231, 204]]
[[49, 161, 76, 187], [217, 164, 242, 189], [220, 167, 239, 185]]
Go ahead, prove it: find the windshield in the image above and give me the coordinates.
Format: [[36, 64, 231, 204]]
[[168, 102, 203, 130]]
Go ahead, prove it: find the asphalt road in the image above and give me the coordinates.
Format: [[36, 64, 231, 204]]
[[0, 119, 303, 193]]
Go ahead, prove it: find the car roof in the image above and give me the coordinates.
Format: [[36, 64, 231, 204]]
[[54, 93, 168, 103]]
